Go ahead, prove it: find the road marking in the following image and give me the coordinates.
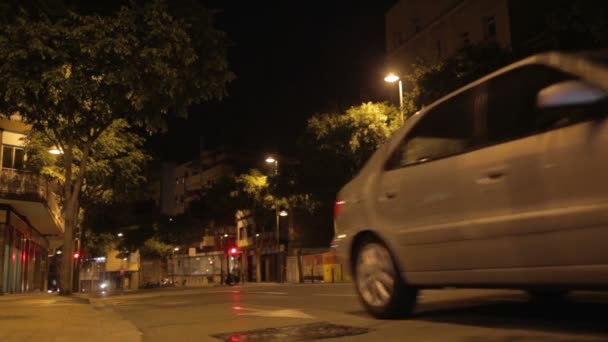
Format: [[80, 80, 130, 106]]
[[248, 291, 288, 295], [312, 294, 358, 297], [157, 300, 191, 306], [235, 307, 314, 319]]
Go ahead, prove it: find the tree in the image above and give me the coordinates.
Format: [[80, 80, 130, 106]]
[[26, 119, 150, 206], [83, 231, 115, 260], [403, 42, 513, 112], [0, 1, 233, 294], [289, 102, 402, 246], [139, 237, 174, 260], [306, 101, 401, 180], [186, 171, 277, 242]]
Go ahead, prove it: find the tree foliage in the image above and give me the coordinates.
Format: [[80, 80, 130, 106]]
[[139, 237, 174, 259], [83, 231, 115, 259], [185, 170, 276, 238], [0, 0, 233, 294], [307, 102, 402, 175], [270, 102, 402, 247], [26, 119, 150, 206], [403, 43, 513, 112]]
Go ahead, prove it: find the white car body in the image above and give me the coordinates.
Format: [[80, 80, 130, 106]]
[[334, 52, 608, 315]]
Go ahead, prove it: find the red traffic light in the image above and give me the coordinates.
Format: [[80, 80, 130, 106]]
[[73, 252, 80, 259], [229, 247, 238, 255]]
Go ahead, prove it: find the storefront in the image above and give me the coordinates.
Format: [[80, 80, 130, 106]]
[[0, 205, 49, 294]]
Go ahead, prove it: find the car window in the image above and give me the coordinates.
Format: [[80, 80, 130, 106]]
[[484, 64, 600, 144], [386, 89, 476, 170]]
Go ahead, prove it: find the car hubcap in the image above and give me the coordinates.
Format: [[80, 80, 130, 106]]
[[356, 243, 396, 307]]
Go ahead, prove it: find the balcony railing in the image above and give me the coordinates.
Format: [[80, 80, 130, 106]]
[[0, 168, 63, 228]]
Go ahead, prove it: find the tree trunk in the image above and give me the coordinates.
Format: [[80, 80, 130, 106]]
[[60, 201, 77, 295]]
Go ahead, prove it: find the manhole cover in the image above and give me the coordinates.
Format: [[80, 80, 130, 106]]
[[211, 322, 370, 341]]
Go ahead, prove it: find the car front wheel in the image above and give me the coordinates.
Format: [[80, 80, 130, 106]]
[[354, 238, 418, 319]]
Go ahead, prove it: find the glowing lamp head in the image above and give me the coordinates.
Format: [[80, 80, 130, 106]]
[[384, 73, 400, 83]]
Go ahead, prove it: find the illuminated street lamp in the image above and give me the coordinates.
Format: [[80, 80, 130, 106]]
[[265, 156, 278, 175], [174, 247, 179, 251], [117, 232, 123, 237], [48, 147, 63, 155], [384, 73, 404, 122], [279, 210, 288, 217]]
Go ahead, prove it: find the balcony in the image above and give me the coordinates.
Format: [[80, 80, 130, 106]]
[[0, 169, 64, 235]]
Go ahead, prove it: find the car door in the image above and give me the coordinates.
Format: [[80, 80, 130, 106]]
[[456, 64, 608, 272], [527, 73, 608, 268], [455, 65, 560, 270], [374, 89, 478, 272]]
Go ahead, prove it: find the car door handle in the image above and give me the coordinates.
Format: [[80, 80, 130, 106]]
[[380, 190, 398, 201], [476, 171, 505, 185]]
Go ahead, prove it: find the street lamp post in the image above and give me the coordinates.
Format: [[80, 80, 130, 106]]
[[384, 73, 404, 122], [172, 247, 179, 284], [265, 156, 278, 176], [265, 155, 280, 250], [265, 156, 285, 282]]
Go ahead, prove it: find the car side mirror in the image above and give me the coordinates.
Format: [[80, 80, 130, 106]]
[[537, 80, 607, 108]]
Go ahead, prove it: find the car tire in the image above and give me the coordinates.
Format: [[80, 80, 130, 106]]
[[354, 237, 418, 319], [527, 289, 569, 302]]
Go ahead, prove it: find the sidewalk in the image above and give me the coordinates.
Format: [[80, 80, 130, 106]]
[[0, 293, 141, 342]]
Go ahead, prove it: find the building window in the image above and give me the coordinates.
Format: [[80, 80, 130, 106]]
[[2, 145, 25, 170], [461, 32, 471, 47], [484, 15, 496, 39], [392, 31, 401, 48], [436, 40, 442, 59], [413, 18, 421, 33]]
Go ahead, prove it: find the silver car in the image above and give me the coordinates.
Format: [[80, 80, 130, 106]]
[[333, 51, 608, 318]]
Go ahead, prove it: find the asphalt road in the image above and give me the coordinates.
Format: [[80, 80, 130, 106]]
[[92, 283, 608, 342]]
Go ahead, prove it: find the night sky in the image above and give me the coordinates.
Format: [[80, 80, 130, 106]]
[[157, 0, 397, 162]]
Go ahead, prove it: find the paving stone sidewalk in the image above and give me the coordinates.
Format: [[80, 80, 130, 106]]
[[0, 293, 141, 342]]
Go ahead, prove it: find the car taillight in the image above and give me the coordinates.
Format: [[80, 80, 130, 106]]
[[334, 199, 345, 218]]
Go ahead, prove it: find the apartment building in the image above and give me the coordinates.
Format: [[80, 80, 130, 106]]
[[385, 0, 561, 77], [0, 115, 64, 294]]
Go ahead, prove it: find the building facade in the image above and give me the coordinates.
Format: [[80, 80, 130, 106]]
[[0, 115, 64, 294], [160, 148, 289, 283], [385, 0, 569, 79], [386, 0, 512, 76], [168, 148, 261, 216]]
